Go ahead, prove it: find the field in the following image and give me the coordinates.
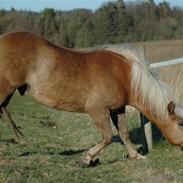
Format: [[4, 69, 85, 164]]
[[131, 39, 183, 63], [154, 63, 183, 105], [0, 93, 182, 183]]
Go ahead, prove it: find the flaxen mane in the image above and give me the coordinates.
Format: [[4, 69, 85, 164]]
[[103, 44, 173, 122]]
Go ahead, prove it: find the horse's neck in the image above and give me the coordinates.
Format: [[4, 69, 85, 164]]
[[128, 96, 166, 130], [128, 60, 171, 130]]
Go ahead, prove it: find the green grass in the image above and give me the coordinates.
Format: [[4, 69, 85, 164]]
[[0, 93, 183, 183]]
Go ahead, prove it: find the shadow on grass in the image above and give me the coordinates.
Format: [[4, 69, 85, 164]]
[[0, 138, 19, 144], [53, 149, 87, 156], [18, 148, 87, 157], [112, 124, 163, 144], [112, 124, 164, 155]]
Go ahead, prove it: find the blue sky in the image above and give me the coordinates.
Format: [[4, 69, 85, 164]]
[[0, 0, 182, 12]]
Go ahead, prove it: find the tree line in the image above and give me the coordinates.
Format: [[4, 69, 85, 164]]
[[0, 0, 182, 48]]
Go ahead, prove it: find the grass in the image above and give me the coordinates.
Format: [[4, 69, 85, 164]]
[[0, 93, 183, 183]]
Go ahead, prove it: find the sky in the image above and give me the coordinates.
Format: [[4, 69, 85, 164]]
[[0, 0, 182, 12]]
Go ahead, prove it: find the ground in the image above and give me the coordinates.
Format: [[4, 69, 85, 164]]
[[0, 93, 183, 183]]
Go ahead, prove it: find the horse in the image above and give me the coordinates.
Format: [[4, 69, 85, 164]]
[[0, 31, 183, 167]]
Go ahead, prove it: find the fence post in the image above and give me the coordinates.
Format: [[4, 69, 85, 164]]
[[140, 44, 153, 153], [140, 113, 153, 153]]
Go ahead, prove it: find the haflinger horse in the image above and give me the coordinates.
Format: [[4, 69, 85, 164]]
[[0, 31, 183, 167]]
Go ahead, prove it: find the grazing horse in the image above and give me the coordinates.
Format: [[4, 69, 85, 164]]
[[0, 31, 183, 167]]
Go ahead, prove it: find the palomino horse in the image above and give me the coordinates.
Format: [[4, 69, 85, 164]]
[[0, 31, 183, 167]]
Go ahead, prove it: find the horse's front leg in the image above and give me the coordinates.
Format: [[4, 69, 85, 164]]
[[81, 106, 112, 167], [118, 113, 146, 159], [111, 109, 146, 159]]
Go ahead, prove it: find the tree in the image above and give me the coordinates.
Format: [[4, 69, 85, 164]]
[[71, 9, 93, 48], [79, 17, 95, 47], [94, 2, 118, 44], [0, 10, 8, 34], [38, 8, 59, 39], [116, 0, 128, 43], [159, 1, 171, 18]]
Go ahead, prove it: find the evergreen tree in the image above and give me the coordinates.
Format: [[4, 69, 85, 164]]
[[94, 2, 118, 44], [0, 10, 8, 34], [159, 1, 171, 18], [82, 18, 95, 47], [116, 0, 128, 42], [39, 8, 59, 39]]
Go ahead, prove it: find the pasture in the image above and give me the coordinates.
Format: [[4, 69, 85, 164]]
[[0, 93, 183, 183]]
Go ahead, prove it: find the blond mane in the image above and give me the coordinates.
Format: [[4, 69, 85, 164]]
[[102, 44, 173, 122]]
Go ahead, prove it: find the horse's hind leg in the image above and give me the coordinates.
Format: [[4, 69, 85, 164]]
[[1, 107, 25, 139], [111, 108, 146, 159], [0, 92, 25, 139], [81, 105, 112, 167]]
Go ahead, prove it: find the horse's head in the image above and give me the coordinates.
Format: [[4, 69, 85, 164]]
[[161, 101, 183, 148]]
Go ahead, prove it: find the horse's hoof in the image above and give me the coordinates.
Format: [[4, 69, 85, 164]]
[[134, 153, 146, 160], [137, 154, 146, 160], [79, 158, 101, 168], [89, 158, 101, 167], [79, 159, 90, 168]]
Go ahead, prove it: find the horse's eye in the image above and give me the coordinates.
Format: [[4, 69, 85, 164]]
[[178, 121, 183, 127]]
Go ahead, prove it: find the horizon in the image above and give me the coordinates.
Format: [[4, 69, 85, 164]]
[[0, 0, 182, 12]]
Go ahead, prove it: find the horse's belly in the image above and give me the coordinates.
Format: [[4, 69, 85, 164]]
[[27, 84, 86, 112], [26, 68, 87, 112], [54, 99, 85, 112]]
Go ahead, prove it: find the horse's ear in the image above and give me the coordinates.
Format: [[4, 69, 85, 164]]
[[167, 101, 175, 115]]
